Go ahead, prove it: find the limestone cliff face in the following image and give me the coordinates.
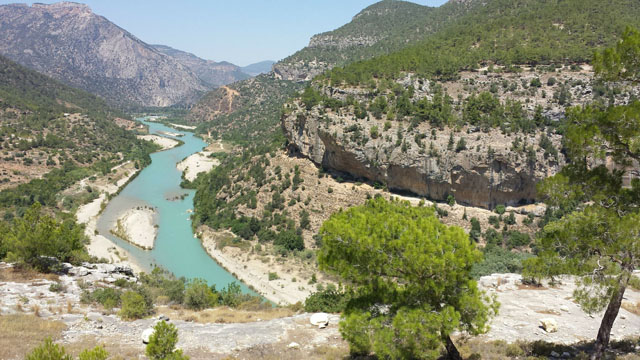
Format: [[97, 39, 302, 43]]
[[283, 103, 564, 209], [0, 2, 207, 107]]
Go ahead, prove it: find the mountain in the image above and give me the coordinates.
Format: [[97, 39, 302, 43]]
[[0, 54, 156, 200], [0, 2, 208, 107], [152, 45, 250, 88], [283, 0, 640, 209], [241, 61, 276, 77], [273, 0, 467, 81]]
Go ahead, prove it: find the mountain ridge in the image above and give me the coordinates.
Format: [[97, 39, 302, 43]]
[[0, 2, 208, 107]]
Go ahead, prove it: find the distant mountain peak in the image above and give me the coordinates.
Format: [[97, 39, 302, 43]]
[[0, 2, 208, 107]]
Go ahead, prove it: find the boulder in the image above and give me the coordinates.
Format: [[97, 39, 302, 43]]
[[310, 313, 329, 328], [540, 318, 558, 333], [287, 342, 300, 349], [141, 328, 155, 344]]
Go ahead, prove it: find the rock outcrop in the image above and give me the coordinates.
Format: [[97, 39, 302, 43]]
[[0, 2, 208, 107], [283, 104, 563, 209]]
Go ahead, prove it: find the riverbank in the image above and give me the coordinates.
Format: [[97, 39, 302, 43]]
[[177, 140, 227, 181], [137, 134, 179, 150], [197, 227, 313, 305], [75, 162, 144, 273], [111, 207, 157, 250]]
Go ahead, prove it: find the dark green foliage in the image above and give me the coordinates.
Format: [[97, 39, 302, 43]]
[[322, 0, 640, 86], [184, 278, 218, 310], [146, 321, 189, 360], [138, 267, 186, 305], [274, 229, 304, 251], [471, 246, 532, 278], [218, 282, 256, 308], [495, 205, 506, 215], [2, 203, 88, 271], [81, 288, 122, 309], [318, 197, 496, 358], [120, 290, 153, 320], [470, 217, 481, 242], [526, 30, 640, 357], [304, 288, 351, 313]]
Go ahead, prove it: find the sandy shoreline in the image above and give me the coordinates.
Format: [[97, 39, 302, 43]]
[[137, 134, 179, 150], [170, 123, 196, 130], [111, 207, 157, 250], [177, 152, 220, 181], [75, 163, 144, 273], [197, 227, 314, 305]]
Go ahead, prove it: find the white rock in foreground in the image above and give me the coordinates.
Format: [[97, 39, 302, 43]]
[[540, 318, 558, 333], [141, 328, 155, 344], [310, 313, 329, 328]]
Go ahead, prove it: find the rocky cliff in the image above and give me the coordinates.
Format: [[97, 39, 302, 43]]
[[0, 2, 208, 107], [152, 45, 250, 88], [283, 102, 563, 209]]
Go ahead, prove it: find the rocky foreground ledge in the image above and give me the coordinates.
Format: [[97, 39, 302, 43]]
[[1, 262, 639, 358]]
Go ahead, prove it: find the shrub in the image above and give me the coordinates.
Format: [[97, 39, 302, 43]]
[[470, 217, 481, 241], [447, 194, 456, 206], [369, 126, 380, 139], [495, 204, 506, 215], [304, 288, 350, 313], [81, 287, 122, 309], [120, 290, 152, 320], [25, 338, 71, 360], [184, 279, 217, 310], [146, 321, 188, 360], [274, 229, 304, 251], [488, 215, 500, 228], [78, 346, 109, 360], [471, 246, 531, 278]]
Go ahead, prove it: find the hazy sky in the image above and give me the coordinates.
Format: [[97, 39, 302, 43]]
[[0, 0, 449, 66]]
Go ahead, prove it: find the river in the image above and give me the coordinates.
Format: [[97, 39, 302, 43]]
[[96, 118, 247, 291]]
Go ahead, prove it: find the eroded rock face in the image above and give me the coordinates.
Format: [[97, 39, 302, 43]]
[[0, 2, 208, 107], [283, 103, 564, 209]]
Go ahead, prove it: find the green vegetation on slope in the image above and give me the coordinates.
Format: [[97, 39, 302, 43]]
[[0, 55, 158, 217], [322, 0, 640, 85], [193, 75, 304, 148], [279, 0, 472, 70]]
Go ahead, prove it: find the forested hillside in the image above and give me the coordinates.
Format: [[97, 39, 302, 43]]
[[0, 55, 158, 217], [274, 0, 465, 80], [324, 0, 640, 84]]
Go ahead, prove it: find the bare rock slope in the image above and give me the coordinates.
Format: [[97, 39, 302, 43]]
[[0, 2, 208, 107]]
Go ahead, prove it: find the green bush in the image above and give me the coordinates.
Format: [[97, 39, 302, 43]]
[[4, 203, 88, 272], [146, 321, 189, 360], [495, 204, 506, 215], [184, 279, 217, 310], [25, 338, 108, 360], [120, 290, 152, 320], [304, 289, 350, 313], [77, 346, 109, 360], [25, 338, 71, 360], [471, 246, 532, 278], [81, 287, 122, 309]]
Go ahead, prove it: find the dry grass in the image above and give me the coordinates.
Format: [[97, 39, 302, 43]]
[[63, 335, 142, 360], [0, 266, 58, 283], [622, 301, 640, 316], [156, 305, 295, 324], [0, 314, 66, 359]]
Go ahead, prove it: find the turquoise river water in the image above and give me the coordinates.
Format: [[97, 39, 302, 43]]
[[96, 118, 247, 291]]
